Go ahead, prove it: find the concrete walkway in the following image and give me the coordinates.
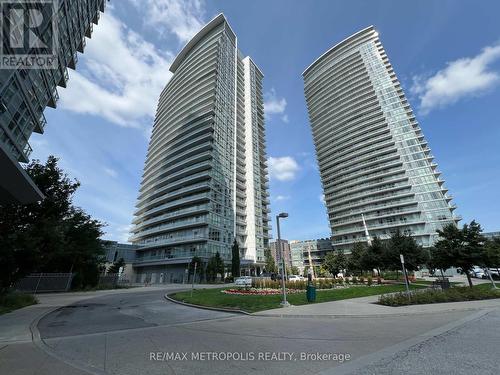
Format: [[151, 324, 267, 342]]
[[254, 295, 500, 318]]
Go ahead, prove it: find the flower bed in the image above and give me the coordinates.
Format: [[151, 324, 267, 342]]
[[222, 288, 303, 296], [250, 276, 384, 291]]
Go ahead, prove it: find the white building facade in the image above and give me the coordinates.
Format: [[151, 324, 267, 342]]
[[303, 26, 460, 252], [130, 14, 270, 283]]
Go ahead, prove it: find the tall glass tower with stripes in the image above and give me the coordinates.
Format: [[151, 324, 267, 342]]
[[130, 14, 270, 283], [0, 0, 107, 204], [303, 26, 460, 252]]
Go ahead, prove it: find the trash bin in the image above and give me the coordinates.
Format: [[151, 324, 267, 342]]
[[306, 284, 316, 302]]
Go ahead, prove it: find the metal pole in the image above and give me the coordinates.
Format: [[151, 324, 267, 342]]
[[65, 264, 74, 292], [307, 245, 315, 280], [191, 262, 197, 297], [400, 254, 411, 302], [277, 216, 289, 307], [362, 213, 372, 246], [34, 273, 42, 295], [485, 267, 498, 289]]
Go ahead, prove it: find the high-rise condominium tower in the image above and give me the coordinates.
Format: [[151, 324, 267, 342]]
[[130, 14, 270, 283], [303, 26, 459, 251], [0, 0, 107, 204]]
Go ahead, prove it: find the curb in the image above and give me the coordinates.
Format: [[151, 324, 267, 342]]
[[253, 306, 484, 319], [29, 305, 105, 375], [164, 293, 252, 315]]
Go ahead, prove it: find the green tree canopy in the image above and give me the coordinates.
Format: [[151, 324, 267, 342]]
[[206, 252, 224, 282], [362, 236, 386, 274], [264, 248, 277, 273], [323, 250, 346, 277], [484, 237, 500, 270], [347, 241, 366, 274], [231, 239, 240, 277], [384, 231, 429, 272], [108, 258, 125, 275], [432, 221, 486, 287], [0, 156, 104, 292]]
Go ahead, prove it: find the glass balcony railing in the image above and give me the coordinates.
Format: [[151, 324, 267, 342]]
[[135, 234, 208, 248]]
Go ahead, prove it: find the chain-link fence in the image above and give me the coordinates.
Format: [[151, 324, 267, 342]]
[[14, 273, 74, 293]]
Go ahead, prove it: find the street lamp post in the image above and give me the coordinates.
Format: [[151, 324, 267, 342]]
[[276, 212, 290, 307]]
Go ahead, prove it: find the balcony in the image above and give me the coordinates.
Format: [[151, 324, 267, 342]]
[[130, 216, 208, 242], [135, 234, 208, 249], [135, 192, 211, 218], [132, 203, 210, 227]]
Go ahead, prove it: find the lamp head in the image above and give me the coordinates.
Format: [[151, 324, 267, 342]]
[[278, 212, 289, 218]]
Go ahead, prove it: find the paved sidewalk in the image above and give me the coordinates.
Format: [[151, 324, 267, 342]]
[[254, 295, 500, 318]]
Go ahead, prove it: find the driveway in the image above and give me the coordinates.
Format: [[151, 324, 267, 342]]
[[1, 286, 499, 375]]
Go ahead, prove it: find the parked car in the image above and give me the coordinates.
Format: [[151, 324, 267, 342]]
[[471, 267, 485, 279], [288, 275, 304, 282], [486, 269, 500, 280], [270, 273, 282, 281], [234, 276, 253, 286]]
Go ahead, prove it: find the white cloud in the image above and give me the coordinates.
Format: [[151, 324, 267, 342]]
[[319, 194, 325, 204], [58, 12, 173, 128], [268, 156, 300, 181], [411, 42, 500, 114], [274, 195, 291, 201], [128, 0, 206, 44], [264, 88, 288, 122], [103, 167, 118, 178]]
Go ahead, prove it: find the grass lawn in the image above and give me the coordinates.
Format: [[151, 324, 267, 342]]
[[170, 284, 425, 313], [0, 292, 38, 315], [473, 282, 500, 291]]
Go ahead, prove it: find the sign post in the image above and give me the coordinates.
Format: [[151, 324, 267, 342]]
[[400, 254, 411, 301], [191, 262, 197, 297]]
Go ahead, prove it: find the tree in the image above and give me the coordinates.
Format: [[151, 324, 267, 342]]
[[264, 248, 277, 273], [362, 236, 386, 275], [432, 221, 486, 288], [323, 250, 346, 277], [384, 231, 429, 272], [290, 266, 300, 275], [347, 241, 366, 274], [206, 252, 224, 282], [231, 239, 240, 277], [0, 156, 104, 293], [108, 258, 125, 275], [484, 237, 500, 274]]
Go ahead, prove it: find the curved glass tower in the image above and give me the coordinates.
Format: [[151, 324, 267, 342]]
[[303, 26, 459, 251], [131, 14, 270, 283]]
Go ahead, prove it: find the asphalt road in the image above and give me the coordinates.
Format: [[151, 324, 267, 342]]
[[32, 287, 500, 375]]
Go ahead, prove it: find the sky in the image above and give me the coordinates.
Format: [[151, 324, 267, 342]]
[[30, 0, 500, 243]]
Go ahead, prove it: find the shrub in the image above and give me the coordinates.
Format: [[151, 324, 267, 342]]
[[377, 277, 382, 285], [367, 276, 373, 286], [359, 276, 365, 284], [351, 276, 358, 284], [378, 287, 500, 306], [0, 292, 37, 314]]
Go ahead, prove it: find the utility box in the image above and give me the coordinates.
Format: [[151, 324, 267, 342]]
[[306, 284, 316, 302]]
